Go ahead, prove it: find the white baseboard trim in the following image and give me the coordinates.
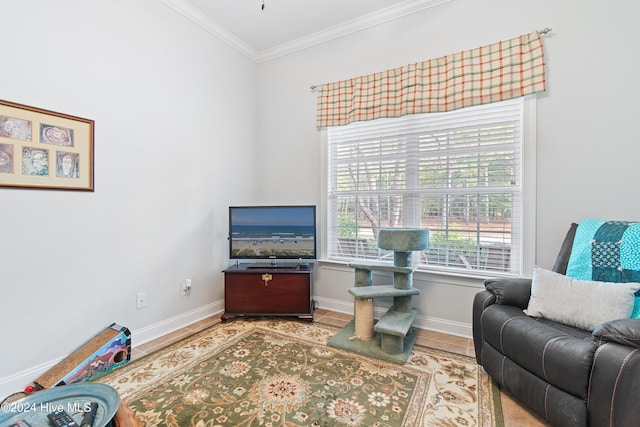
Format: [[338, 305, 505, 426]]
[[131, 301, 223, 347], [314, 296, 353, 316], [413, 315, 472, 339], [0, 359, 63, 401], [0, 301, 224, 401], [314, 296, 472, 338]]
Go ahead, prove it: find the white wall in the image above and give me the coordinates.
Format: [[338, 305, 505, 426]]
[[0, 0, 258, 396], [256, 0, 640, 332], [3, 0, 640, 399]]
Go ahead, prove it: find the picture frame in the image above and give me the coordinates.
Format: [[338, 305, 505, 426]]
[[0, 99, 94, 191]]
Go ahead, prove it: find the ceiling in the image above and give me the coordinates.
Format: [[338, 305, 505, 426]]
[[163, 0, 452, 62]]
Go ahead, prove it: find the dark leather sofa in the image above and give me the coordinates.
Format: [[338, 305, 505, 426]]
[[473, 224, 640, 426]]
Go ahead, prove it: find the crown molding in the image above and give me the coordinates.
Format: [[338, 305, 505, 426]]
[[161, 0, 260, 60], [162, 0, 453, 63], [257, 0, 453, 62]]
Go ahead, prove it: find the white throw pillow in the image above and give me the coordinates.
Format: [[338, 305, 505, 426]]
[[524, 266, 640, 331]]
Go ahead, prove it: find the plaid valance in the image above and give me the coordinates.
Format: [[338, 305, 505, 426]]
[[316, 31, 546, 128]]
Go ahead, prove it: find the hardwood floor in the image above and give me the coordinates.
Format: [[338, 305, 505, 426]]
[[133, 308, 550, 427]]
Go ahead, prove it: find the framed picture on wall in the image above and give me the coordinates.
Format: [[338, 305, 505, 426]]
[[0, 99, 94, 191]]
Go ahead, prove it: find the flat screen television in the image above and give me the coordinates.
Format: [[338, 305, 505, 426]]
[[229, 205, 317, 267]]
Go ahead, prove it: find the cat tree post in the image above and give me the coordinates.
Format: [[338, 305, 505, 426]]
[[351, 266, 374, 340]]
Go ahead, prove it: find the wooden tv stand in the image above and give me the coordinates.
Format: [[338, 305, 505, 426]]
[[222, 263, 314, 322]]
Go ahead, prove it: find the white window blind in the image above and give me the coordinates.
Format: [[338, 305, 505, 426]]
[[327, 98, 525, 275]]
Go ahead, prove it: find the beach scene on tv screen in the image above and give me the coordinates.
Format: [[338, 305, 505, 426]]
[[230, 207, 315, 258]]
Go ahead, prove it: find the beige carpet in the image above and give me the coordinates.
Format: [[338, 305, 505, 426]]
[[98, 318, 502, 426]]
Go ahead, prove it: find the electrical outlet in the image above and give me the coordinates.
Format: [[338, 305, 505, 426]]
[[180, 279, 192, 296], [136, 292, 148, 309]]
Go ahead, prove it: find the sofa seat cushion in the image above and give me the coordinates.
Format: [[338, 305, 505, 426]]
[[481, 305, 596, 399]]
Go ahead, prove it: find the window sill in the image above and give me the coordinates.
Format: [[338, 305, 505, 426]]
[[317, 258, 517, 287]]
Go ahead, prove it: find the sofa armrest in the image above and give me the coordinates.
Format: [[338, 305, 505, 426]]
[[473, 278, 532, 365], [484, 277, 532, 309], [592, 319, 640, 349]]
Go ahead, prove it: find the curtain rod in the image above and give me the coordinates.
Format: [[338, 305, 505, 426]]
[[309, 27, 552, 91]]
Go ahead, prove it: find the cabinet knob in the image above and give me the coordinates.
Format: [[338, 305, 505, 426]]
[[261, 273, 273, 286]]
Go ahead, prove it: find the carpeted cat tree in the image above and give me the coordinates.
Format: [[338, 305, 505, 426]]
[[328, 228, 429, 364]]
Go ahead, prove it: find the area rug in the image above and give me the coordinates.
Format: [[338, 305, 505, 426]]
[[97, 319, 502, 426]]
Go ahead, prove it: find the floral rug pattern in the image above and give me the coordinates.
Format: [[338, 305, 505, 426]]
[[98, 319, 501, 427]]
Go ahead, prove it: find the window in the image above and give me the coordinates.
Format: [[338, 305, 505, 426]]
[[325, 97, 534, 276]]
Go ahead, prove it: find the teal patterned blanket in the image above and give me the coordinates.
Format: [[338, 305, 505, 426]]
[[566, 219, 640, 318]]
